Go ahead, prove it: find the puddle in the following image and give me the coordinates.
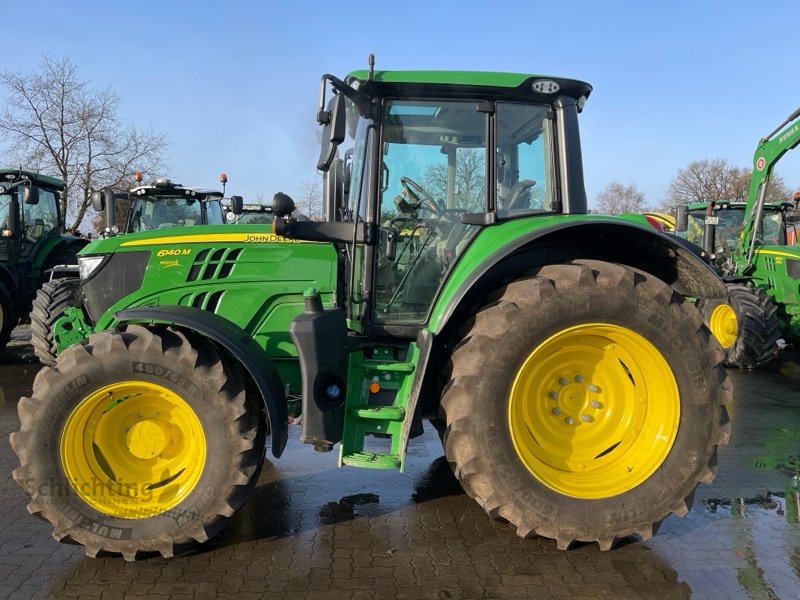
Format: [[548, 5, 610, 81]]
[[704, 490, 800, 523]]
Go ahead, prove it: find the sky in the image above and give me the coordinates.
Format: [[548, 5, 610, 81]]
[[3, 0, 800, 212]]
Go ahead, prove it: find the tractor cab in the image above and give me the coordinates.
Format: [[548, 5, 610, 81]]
[[224, 201, 271, 224], [92, 174, 226, 236], [126, 178, 225, 231], [680, 200, 796, 273], [277, 66, 595, 334], [0, 169, 64, 260]]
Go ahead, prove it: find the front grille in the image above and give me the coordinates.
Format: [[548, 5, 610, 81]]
[[82, 251, 149, 323]]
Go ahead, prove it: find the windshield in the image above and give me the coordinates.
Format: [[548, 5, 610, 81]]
[[687, 207, 785, 249], [128, 196, 222, 231]]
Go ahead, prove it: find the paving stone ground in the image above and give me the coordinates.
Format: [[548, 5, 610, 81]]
[[1, 328, 798, 599]]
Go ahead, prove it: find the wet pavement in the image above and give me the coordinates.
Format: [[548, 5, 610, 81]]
[[1, 325, 799, 599]]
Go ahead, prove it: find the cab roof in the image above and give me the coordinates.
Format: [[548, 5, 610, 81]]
[[0, 168, 65, 190], [346, 70, 592, 103]]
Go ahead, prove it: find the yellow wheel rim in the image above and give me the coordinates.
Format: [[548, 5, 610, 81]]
[[708, 303, 737, 349], [61, 381, 206, 519], [508, 324, 680, 499]]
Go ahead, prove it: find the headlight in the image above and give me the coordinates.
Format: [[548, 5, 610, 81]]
[[78, 255, 106, 281]]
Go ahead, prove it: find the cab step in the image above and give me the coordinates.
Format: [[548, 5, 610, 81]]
[[339, 345, 421, 472], [341, 452, 401, 469], [354, 406, 405, 420]]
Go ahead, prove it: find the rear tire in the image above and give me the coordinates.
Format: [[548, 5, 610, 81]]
[[31, 277, 81, 366], [0, 282, 16, 355], [10, 324, 267, 560], [440, 260, 732, 550], [699, 283, 780, 369]]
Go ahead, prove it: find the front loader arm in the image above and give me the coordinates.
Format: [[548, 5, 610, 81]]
[[736, 107, 800, 274]]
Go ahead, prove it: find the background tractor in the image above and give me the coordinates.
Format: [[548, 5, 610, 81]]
[[224, 201, 273, 225], [29, 173, 239, 364], [0, 168, 88, 355], [674, 107, 800, 368], [12, 62, 732, 560]]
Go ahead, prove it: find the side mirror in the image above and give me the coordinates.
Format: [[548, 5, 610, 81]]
[[675, 206, 688, 233], [229, 195, 244, 215], [22, 186, 40, 205], [93, 188, 118, 233], [316, 94, 347, 172], [91, 190, 106, 211]]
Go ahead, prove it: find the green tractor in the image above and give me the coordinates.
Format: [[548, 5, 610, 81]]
[[12, 63, 733, 560], [674, 107, 800, 368], [223, 200, 273, 225], [30, 173, 237, 364], [0, 168, 88, 355]]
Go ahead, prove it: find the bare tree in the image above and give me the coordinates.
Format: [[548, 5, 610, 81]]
[[661, 158, 790, 212], [0, 55, 167, 231], [294, 177, 323, 220], [595, 182, 647, 215], [422, 148, 486, 212]]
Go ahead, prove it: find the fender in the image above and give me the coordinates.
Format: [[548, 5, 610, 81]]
[[35, 235, 89, 270], [430, 218, 728, 336], [114, 305, 288, 458]]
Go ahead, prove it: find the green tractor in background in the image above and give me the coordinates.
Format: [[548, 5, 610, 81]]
[[30, 173, 239, 364], [223, 200, 274, 225], [0, 168, 88, 355], [674, 107, 800, 368], [12, 62, 733, 560]]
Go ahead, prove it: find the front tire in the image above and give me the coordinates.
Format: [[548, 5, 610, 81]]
[[31, 277, 81, 366], [440, 261, 732, 550], [699, 284, 780, 369], [10, 324, 267, 560]]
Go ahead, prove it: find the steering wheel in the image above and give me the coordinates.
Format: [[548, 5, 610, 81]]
[[400, 176, 441, 214]]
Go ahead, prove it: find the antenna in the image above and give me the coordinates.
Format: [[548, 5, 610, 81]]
[[368, 54, 375, 81]]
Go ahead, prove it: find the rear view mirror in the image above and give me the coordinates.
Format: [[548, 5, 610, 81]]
[[92, 188, 119, 233], [317, 94, 347, 172], [91, 190, 106, 211], [229, 195, 244, 215], [22, 186, 39, 205]]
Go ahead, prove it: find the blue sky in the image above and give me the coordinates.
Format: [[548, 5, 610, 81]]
[[3, 0, 799, 210]]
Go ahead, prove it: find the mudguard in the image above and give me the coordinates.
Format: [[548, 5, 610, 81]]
[[430, 218, 728, 335], [115, 305, 288, 458]]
